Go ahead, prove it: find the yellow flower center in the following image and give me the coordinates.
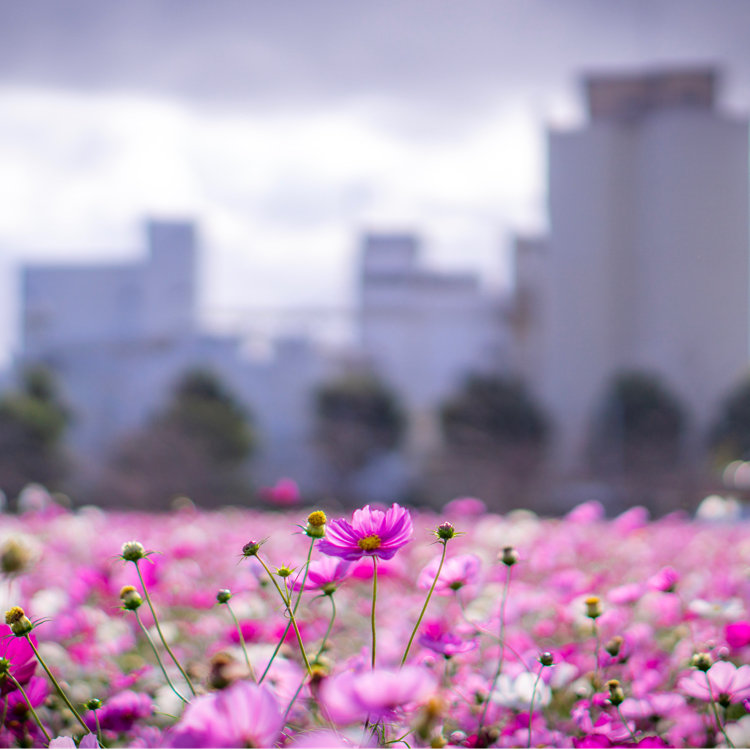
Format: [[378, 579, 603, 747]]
[[357, 534, 382, 551], [4, 607, 25, 625], [307, 511, 327, 527]]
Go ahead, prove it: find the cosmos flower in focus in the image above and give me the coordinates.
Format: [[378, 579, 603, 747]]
[[318, 504, 413, 561]]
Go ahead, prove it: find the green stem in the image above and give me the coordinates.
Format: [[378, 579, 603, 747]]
[[705, 672, 735, 748], [527, 665, 546, 748], [477, 565, 512, 737], [226, 601, 257, 682], [283, 594, 338, 723], [293, 538, 316, 615], [134, 609, 188, 704], [593, 621, 601, 691], [615, 704, 638, 745], [135, 561, 197, 696], [25, 635, 90, 734], [93, 709, 104, 747], [7, 672, 51, 743], [401, 541, 448, 666], [371, 556, 378, 669], [256, 555, 312, 675]]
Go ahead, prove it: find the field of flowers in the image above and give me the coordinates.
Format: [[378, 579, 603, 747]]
[[2, 486, 750, 748]]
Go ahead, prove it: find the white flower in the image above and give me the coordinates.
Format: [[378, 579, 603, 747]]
[[490, 671, 551, 709]]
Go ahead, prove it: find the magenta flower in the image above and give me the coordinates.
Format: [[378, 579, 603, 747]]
[[85, 691, 152, 733], [290, 557, 351, 592], [321, 666, 436, 723], [679, 661, 750, 705], [0, 625, 36, 690], [417, 553, 481, 595], [726, 621, 750, 649], [418, 619, 478, 657], [167, 681, 283, 748], [318, 504, 413, 561]]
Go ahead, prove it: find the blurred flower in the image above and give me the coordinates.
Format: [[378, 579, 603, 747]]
[[322, 666, 436, 723], [418, 619, 477, 657], [647, 566, 680, 593], [290, 557, 351, 593], [726, 621, 750, 649], [490, 671, 550, 710], [167, 681, 282, 748], [86, 691, 152, 733], [318, 504, 413, 561], [0, 625, 36, 690], [260, 478, 301, 506], [417, 553, 480, 596], [679, 661, 750, 705], [442, 497, 487, 516]]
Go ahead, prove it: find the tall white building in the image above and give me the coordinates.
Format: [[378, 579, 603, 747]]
[[527, 68, 750, 471], [359, 232, 507, 454]]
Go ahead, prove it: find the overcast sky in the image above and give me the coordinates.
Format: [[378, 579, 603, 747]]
[[1, 0, 750, 364]]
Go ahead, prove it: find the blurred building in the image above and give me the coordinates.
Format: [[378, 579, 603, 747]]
[[515, 67, 750, 472], [358, 233, 507, 455], [19, 220, 330, 490]]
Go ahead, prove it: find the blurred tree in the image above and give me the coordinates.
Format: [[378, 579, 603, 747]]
[[440, 374, 549, 450], [314, 373, 405, 502], [589, 371, 687, 475], [708, 375, 750, 464], [0, 365, 70, 502], [427, 374, 551, 511], [98, 368, 256, 509]]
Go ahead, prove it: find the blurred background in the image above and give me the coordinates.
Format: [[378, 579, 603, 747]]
[[1, 0, 750, 515]]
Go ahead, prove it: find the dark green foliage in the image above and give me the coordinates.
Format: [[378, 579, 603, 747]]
[[440, 374, 549, 450], [99, 368, 255, 508], [709, 375, 750, 462], [314, 373, 405, 489], [158, 369, 255, 466], [590, 371, 687, 473], [0, 365, 70, 500]]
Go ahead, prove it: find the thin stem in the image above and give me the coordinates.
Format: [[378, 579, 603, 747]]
[[134, 609, 188, 704], [593, 621, 601, 691], [226, 601, 257, 682], [256, 555, 312, 675], [25, 635, 90, 734], [7, 672, 51, 743], [135, 561, 197, 696], [705, 672, 735, 748], [292, 538, 316, 615], [283, 594, 338, 723], [477, 565, 512, 737], [401, 541, 448, 666], [527, 665, 545, 748], [615, 704, 638, 745], [93, 709, 103, 747], [371, 556, 378, 669]]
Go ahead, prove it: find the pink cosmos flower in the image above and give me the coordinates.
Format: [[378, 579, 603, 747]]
[[318, 504, 413, 561], [167, 681, 283, 748], [647, 566, 680, 592], [417, 553, 481, 596], [0, 625, 36, 690], [85, 691, 152, 733], [679, 661, 750, 705], [321, 666, 436, 723], [418, 619, 478, 657], [290, 557, 352, 592], [260, 477, 301, 506], [726, 621, 750, 649]]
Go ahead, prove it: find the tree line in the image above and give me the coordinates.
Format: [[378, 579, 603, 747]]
[[2, 364, 750, 512]]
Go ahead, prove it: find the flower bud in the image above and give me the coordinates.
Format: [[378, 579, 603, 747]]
[[120, 585, 143, 611], [691, 652, 712, 672], [605, 636, 624, 658], [607, 679, 625, 706], [584, 596, 602, 620], [539, 651, 554, 667], [0, 657, 9, 675], [5, 607, 33, 636], [322, 583, 337, 596], [241, 541, 261, 558], [276, 565, 294, 578], [1, 539, 32, 576], [85, 698, 103, 711], [121, 541, 146, 562], [500, 546, 518, 567], [435, 522, 457, 541], [216, 589, 232, 604], [304, 511, 327, 538]]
